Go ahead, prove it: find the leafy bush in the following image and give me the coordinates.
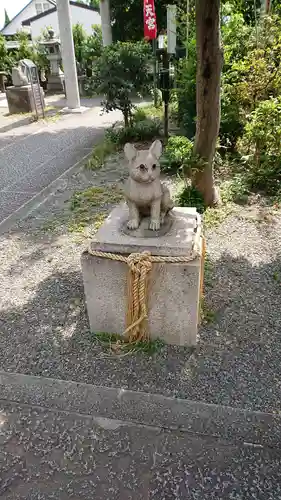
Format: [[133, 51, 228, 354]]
[[133, 105, 163, 122], [72, 23, 87, 68], [239, 97, 281, 194], [160, 136, 193, 173], [0, 34, 15, 74], [175, 185, 206, 213], [105, 118, 161, 145], [220, 175, 249, 203], [72, 24, 102, 79], [175, 40, 197, 137], [88, 41, 153, 126], [220, 14, 281, 150]]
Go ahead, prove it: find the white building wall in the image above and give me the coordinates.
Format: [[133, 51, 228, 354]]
[[1, 0, 37, 36], [30, 5, 101, 40]]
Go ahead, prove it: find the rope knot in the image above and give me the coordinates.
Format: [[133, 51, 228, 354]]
[[127, 251, 152, 275]]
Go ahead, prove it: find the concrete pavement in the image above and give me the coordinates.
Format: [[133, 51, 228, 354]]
[[0, 103, 121, 228], [1, 371, 281, 499]]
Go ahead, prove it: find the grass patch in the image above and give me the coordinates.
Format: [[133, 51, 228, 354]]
[[204, 205, 234, 229], [70, 186, 122, 210], [204, 255, 213, 288], [92, 332, 165, 355], [200, 297, 217, 325], [68, 186, 122, 234], [85, 140, 117, 170]]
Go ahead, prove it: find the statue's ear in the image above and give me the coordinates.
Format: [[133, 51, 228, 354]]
[[149, 140, 162, 159], [124, 143, 137, 162]]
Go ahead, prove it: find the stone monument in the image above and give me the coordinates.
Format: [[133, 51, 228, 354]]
[[5, 60, 45, 114], [81, 140, 205, 346], [40, 29, 64, 93]]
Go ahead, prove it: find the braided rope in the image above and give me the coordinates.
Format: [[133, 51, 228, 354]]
[[88, 238, 203, 343]]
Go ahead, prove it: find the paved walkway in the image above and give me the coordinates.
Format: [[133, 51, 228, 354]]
[[0, 102, 121, 227], [0, 371, 281, 499]]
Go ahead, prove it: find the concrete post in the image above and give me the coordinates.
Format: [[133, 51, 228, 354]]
[[56, 0, 80, 109], [100, 0, 112, 46]]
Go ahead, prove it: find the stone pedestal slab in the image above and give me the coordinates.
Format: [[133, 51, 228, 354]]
[[6, 85, 45, 114], [81, 204, 203, 346]]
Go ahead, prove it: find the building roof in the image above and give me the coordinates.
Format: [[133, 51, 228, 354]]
[[22, 1, 99, 26], [1, 0, 54, 33]]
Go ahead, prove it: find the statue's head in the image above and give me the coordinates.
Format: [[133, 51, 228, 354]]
[[124, 140, 162, 184]]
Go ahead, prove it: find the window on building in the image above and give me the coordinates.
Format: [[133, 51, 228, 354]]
[[35, 2, 51, 15], [35, 3, 43, 14]]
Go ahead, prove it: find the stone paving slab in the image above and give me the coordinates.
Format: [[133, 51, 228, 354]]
[[1, 371, 281, 449], [1, 398, 281, 499]]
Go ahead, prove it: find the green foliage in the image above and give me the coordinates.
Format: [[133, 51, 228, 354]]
[[72, 23, 102, 77], [160, 136, 193, 173], [86, 140, 117, 170], [175, 185, 206, 213], [72, 23, 87, 66], [0, 34, 14, 72], [83, 25, 103, 72], [88, 41, 153, 125], [4, 8, 10, 27], [220, 175, 249, 203], [239, 97, 281, 194], [16, 31, 36, 61], [105, 118, 161, 145], [219, 13, 281, 151], [175, 40, 197, 137], [133, 105, 163, 122]]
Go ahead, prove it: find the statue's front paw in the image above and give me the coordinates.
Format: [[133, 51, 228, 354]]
[[149, 219, 160, 231], [127, 219, 139, 230]]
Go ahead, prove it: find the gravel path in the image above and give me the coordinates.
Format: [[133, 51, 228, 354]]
[[0, 154, 281, 414]]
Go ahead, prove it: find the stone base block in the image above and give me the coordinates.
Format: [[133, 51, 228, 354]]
[[81, 204, 203, 346], [6, 85, 45, 114], [47, 74, 64, 92]]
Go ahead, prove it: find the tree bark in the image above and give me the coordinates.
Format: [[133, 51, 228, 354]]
[[192, 0, 222, 206]]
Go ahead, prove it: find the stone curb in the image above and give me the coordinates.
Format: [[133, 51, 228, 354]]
[[0, 371, 280, 448]]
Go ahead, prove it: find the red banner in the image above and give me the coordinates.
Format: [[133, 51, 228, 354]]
[[143, 0, 157, 40]]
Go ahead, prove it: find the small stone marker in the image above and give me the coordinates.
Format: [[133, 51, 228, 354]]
[[81, 142, 204, 346]]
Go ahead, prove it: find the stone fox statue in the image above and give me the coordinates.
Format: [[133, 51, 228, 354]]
[[124, 140, 174, 231]]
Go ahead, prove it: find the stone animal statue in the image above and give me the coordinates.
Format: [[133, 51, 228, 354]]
[[124, 140, 174, 231], [12, 63, 29, 87]]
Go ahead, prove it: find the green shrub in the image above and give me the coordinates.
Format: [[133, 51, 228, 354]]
[[88, 41, 152, 126], [239, 97, 281, 194], [175, 185, 205, 213], [133, 105, 163, 122], [175, 42, 197, 137], [105, 118, 161, 146], [160, 136, 193, 173], [220, 175, 249, 203]]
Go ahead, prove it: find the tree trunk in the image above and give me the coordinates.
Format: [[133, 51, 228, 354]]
[[192, 0, 222, 206], [100, 0, 113, 46]]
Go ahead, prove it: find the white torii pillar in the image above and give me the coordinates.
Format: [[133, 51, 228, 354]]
[[56, 0, 81, 111], [100, 0, 112, 46]]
